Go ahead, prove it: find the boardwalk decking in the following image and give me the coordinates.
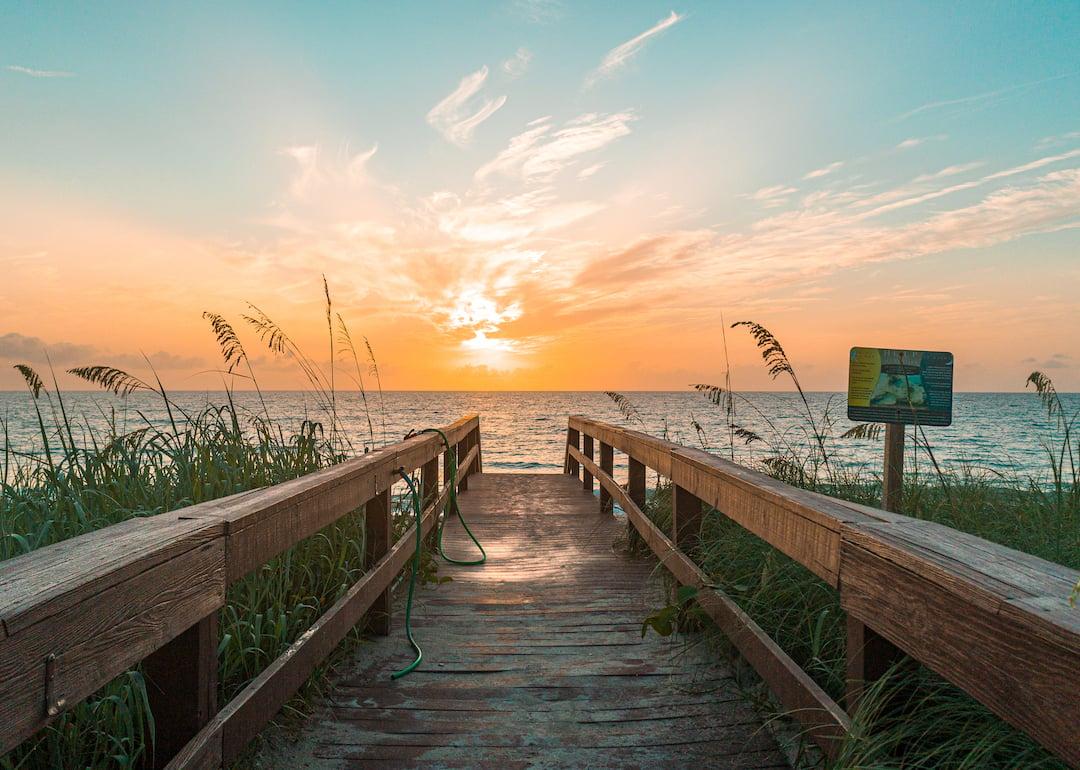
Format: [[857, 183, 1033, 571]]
[[270, 473, 788, 769], [3, 415, 1076, 767]]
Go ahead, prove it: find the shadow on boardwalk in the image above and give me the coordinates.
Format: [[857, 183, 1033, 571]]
[[268, 473, 788, 769]]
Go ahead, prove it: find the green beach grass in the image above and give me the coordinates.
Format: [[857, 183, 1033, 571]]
[[0, 309, 1075, 768], [627, 322, 1078, 769], [0, 287, 419, 769]]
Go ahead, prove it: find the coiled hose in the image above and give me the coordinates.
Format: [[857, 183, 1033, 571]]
[[391, 428, 486, 679]]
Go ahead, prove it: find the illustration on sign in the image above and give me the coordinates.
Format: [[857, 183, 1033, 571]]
[[847, 347, 954, 426]]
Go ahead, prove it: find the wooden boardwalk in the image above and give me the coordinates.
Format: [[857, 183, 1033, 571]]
[[2, 415, 1076, 767], [271, 474, 788, 769]]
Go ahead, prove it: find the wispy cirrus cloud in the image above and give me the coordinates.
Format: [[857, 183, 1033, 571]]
[[803, 161, 843, 180], [476, 112, 634, 182], [584, 11, 683, 89], [912, 161, 984, 183], [237, 124, 1079, 379], [427, 66, 507, 146], [6, 64, 73, 78], [896, 134, 946, 150], [279, 143, 377, 198], [891, 72, 1075, 122], [511, 0, 563, 24], [747, 184, 798, 208], [501, 48, 532, 79], [1036, 130, 1080, 149]]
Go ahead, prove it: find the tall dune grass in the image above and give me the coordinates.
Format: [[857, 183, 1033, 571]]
[[625, 321, 1078, 769], [0, 281, 410, 769]]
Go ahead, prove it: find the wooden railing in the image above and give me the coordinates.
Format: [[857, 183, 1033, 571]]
[[565, 416, 1079, 767], [0, 415, 482, 768]]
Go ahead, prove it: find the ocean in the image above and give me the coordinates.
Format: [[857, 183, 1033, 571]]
[[2, 390, 1076, 484]]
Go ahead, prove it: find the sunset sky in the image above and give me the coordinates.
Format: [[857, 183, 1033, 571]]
[[2, 1, 1078, 391]]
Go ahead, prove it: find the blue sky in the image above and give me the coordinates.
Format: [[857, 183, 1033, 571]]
[[1, 1, 1078, 390]]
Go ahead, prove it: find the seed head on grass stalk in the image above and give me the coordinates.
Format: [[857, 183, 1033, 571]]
[[731, 321, 831, 476], [604, 391, 645, 427]]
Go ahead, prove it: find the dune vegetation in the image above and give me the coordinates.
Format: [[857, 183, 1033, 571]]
[[0, 284, 410, 769], [623, 322, 1078, 769], [1, 306, 1075, 768]]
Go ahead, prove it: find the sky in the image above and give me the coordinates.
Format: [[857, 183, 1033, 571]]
[[1, 1, 1078, 392]]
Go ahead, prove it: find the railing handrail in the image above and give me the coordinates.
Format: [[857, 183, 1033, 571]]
[[0, 414, 483, 766], [565, 415, 1079, 767]]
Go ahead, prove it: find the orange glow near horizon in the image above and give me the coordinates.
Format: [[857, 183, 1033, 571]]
[[2, 7, 1078, 393]]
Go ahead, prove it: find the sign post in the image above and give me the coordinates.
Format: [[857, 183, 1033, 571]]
[[847, 347, 954, 512]]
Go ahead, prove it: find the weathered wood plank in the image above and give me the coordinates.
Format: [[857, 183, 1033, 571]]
[[219, 488, 447, 764], [672, 448, 853, 585], [569, 416, 676, 477], [364, 490, 392, 636], [269, 473, 788, 769], [0, 511, 224, 637], [845, 614, 905, 714], [673, 483, 703, 554], [582, 434, 594, 493], [882, 424, 905, 512], [219, 415, 478, 583], [568, 447, 850, 757], [144, 611, 219, 767], [570, 417, 882, 585], [0, 539, 225, 755], [0, 415, 478, 761], [599, 441, 614, 515], [565, 427, 580, 477], [839, 540, 1079, 767]]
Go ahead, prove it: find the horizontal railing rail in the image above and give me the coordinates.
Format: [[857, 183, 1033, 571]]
[[566, 415, 1079, 766], [0, 414, 482, 768]]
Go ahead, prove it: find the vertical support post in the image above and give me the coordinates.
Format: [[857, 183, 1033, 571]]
[[443, 441, 455, 519], [473, 423, 482, 474], [882, 423, 904, 512], [672, 484, 704, 556], [143, 612, 218, 767], [627, 457, 646, 547], [364, 489, 392, 635], [565, 427, 580, 477], [599, 442, 614, 514], [422, 456, 439, 549], [457, 434, 469, 492], [582, 434, 594, 494], [846, 614, 906, 714]]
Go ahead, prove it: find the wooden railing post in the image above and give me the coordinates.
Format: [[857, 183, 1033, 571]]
[[443, 441, 455, 519], [882, 424, 905, 512], [582, 434, 594, 494], [142, 612, 218, 767], [473, 424, 482, 473], [422, 456, 439, 549], [457, 434, 470, 492], [672, 483, 704, 556], [627, 457, 646, 547], [599, 442, 614, 514], [565, 427, 580, 477], [845, 615, 906, 715], [364, 489, 392, 635]]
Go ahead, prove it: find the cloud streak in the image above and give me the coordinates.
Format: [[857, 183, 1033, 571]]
[[803, 161, 843, 180], [476, 112, 635, 182], [584, 11, 683, 88], [891, 72, 1076, 122], [6, 64, 73, 78], [427, 66, 507, 146], [501, 48, 532, 79]]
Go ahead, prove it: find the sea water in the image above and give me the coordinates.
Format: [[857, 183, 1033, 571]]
[[2, 390, 1076, 484]]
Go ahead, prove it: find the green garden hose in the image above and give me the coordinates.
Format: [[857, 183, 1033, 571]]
[[420, 428, 487, 566], [391, 469, 424, 680], [390, 429, 487, 679]]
